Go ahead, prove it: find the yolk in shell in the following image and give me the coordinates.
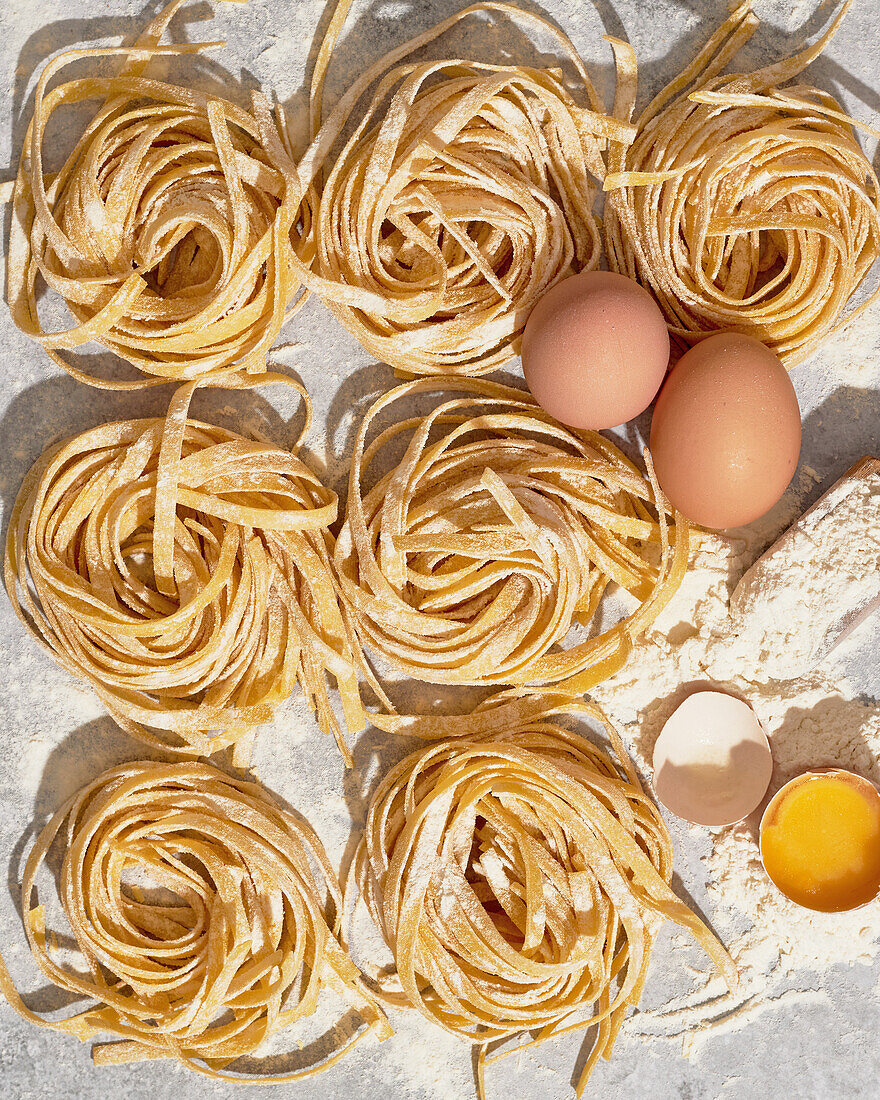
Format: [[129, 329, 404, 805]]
[[760, 772, 880, 912]]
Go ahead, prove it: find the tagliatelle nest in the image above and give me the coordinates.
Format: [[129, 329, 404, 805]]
[[0, 760, 390, 1080], [5, 384, 364, 763], [348, 692, 737, 1098], [334, 377, 688, 697], [293, 1, 636, 376], [8, 0, 310, 388], [603, 0, 880, 368]]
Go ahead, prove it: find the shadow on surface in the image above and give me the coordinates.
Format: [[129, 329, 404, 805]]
[[798, 385, 880, 500]]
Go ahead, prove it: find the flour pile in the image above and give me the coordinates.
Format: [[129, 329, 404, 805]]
[[592, 531, 880, 1053]]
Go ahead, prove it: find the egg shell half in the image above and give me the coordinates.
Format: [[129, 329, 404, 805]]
[[522, 270, 670, 430], [652, 690, 773, 827], [650, 332, 801, 529]]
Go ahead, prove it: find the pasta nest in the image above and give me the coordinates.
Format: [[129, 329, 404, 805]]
[[335, 377, 688, 695], [300, 2, 635, 376], [8, 0, 309, 387], [5, 396, 364, 762], [0, 761, 389, 1080], [350, 693, 736, 1096], [604, 0, 880, 368]]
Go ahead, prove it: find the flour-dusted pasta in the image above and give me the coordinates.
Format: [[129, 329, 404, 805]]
[[604, 0, 880, 367], [0, 760, 389, 1079], [349, 692, 737, 1097], [293, 1, 636, 375], [5, 383, 364, 763], [7, 0, 309, 387], [335, 377, 688, 696]]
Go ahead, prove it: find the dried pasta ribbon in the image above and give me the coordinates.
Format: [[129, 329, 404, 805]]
[[349, 692, 737, 1098], [603, 0, 880, 368], [290, 1, 636, 376], [0, 760, 390, 1080], [334, 376, 688, 694], [4, 382, 365, 763], [7, 0, 310, 388]]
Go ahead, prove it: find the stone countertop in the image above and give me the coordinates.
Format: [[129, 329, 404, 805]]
[[0, 1, 878, 1098]]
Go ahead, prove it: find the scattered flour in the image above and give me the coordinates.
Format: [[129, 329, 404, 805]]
[[716, 469, 880, 682], [592, 529, 880, 1052]]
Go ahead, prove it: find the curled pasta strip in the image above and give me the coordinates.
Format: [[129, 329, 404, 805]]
[[8, 0, 311, 388], [0, 760, 390, 1080], [603, 0, 880, 368], [292, 1, 636, 376], [349, 692, 736, 1097], [334, 377, 688, 696], [5, 384, 364, 763]]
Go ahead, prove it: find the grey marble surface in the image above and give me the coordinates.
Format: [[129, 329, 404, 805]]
[[0, 1, 879, 1098]]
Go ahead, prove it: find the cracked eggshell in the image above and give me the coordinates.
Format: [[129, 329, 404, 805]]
[[652, 690, 773, 827]]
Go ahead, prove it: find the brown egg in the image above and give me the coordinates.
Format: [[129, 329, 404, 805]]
[[650, 332, 801, 529], [521, 270, 669, 430]]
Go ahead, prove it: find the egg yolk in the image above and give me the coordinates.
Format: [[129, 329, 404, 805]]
[[761, 773, 880, 912]]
